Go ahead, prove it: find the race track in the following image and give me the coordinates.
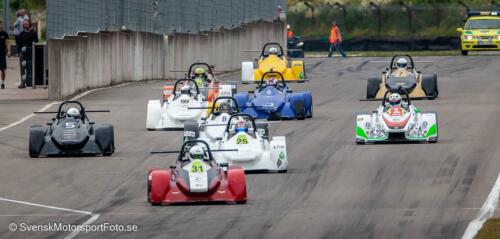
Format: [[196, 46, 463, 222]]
[[1, 56, 500, 239]]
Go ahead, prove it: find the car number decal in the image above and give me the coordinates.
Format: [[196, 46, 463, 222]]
[[182, 159, 210, 192], [236, 134, 248, 144]]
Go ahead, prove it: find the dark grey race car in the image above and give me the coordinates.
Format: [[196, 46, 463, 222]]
[[29, 101, 115, 158]]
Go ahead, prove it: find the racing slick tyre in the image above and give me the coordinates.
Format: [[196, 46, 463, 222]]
[[461, 50, 468, 56], [367, 76, 381, 99], [306, 95, 313, 118], [422, 73, 438, 99], [95, 124, 115, 156], [183, 121, 200, 141], [295, 100, 306, 120], [29, 125, 44, 158]]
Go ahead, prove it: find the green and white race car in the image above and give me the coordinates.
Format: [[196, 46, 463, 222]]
[[356, 89, 438, 144]]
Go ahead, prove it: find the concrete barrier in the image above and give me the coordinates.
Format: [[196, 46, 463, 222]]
[[48, 21, 285, 100]]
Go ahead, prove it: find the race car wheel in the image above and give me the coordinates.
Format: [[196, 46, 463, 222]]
[[95, 124, 115, 156], [294, 100, 306, 120], [461, 50, 468, 56], [306, 95, 313, 118], [366, 76, 381, 99], [422, 73, 438, 99], [29, 125, 45, 158]]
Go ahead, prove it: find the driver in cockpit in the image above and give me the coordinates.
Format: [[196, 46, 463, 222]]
[[392, 58, 412, 77], [385, 93, 408, 113], [66, 107, 82, 119], [267, 47, 279, 56], [193, 67, 209, 87]]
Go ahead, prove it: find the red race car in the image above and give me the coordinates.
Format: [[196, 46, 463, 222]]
[[148, 140, 247, 205]]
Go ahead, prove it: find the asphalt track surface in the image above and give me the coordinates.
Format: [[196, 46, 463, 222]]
[[1, 56, 500, 239]]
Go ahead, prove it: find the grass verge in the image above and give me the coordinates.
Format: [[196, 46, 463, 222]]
[[476, 218, 500, 239]]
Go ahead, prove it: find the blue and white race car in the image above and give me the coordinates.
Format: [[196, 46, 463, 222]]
[[234, 72, 312, 120]]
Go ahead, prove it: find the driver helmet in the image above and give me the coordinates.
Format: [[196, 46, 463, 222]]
[[267, 77, 278, 86], [235, 119, 248, 133], [388, 93, 402, 106], [194, 67, 207, 79], [66, 107, 81, 118], [180, 84, 191, 96], [189, 145, 205, 161], [268, 47, 279, 55], [396, 58, 408, 69], [217, 102, 232, 114]]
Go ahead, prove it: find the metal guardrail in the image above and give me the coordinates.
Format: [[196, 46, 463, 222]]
[[47, 0, 287, 39]]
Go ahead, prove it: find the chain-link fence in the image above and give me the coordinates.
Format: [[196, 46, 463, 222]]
[[287, 3, 499, 40], [47, 0, 286, 39]]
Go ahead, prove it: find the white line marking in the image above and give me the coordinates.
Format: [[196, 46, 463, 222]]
[[64, 214, 100, 239], [0, 213, 85, 217], [0, 82, 135, 132], [461, 172, 500, 239], [0, 197, 101, 238], [0, 197, 92, 215], [0, 102, 58, 132]]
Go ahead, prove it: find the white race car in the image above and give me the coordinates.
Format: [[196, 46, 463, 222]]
[[184, 96, 245, 149], [356, 89, 438, 144], [147, 79, 207, 130], [186, 113, 288, 173]]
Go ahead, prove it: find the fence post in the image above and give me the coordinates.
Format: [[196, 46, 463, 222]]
[[369, 2, 382, 34]]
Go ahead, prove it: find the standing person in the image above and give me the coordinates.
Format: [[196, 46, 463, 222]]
[[0, 22, 10, 89], [12, 10, 27, 57], [328, 20, 346, 58], [287, 24, 294, 39], [18, 19, 38, 88]]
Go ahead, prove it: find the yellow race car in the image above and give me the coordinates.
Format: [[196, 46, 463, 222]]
[[457, 11, 500, 55], [241, 43, 306, 84]]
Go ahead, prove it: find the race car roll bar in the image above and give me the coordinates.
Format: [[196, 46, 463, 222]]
[[258, 71, 286, 89], [172, 78, 201, 96], [381, 87, 412, 107], [224, 113, 257, 134], [187, 62, 215, 83], [209, 96, 240, 115], [261, 42, 285, 57]]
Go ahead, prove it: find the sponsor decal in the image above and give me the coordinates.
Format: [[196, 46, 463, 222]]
[[278, 151, 286, 161], [184, 131, 195, 137]]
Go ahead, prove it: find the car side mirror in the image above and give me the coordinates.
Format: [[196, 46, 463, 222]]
[[456, 27, 463, 32]]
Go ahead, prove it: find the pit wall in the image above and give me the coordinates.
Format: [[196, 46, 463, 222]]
[[48, 21, 286, 100]]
